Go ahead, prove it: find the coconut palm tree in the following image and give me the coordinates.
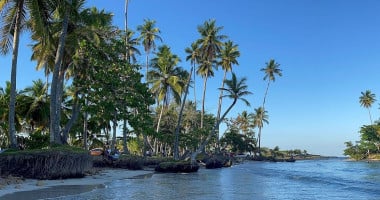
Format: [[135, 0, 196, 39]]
[[196, 19, 226, 129], [191, 73, 252, 163], [184, 42, 201, 109], [235, 111, 254, 137], [149, 45, 187, 133], [0, 0, 51, 148], [125, 30, 141, 64], [253, 107, 269, 155], [261, 59, 282, 108], [215, 40, 240, 142], [257, 59, 281, 155], [173, 42, 201, 159], [137, 19, 162, 81], [30, 2, 114, 144], [359, 90, 376, 124], [19, 79, 49, 132]]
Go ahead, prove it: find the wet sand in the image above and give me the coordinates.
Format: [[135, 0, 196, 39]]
[[0, 169, 154, 199]]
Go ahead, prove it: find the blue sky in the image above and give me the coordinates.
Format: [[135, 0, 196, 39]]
[[1, 0, 380, 156]]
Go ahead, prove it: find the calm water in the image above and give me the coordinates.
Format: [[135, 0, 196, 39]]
[[12, 159, 380, 199]]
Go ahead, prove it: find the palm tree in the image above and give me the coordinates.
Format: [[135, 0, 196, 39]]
[[137, 19, 162, 81], [359, 90, 376, 124], [235, 111, 254, 136], [173, 42, 200, 159], [196, 19, 226, 129], [191, 73, 252, 163], [261, 59, 282, 108], [257, 59, 281, 155], [253, 107, 269, 155], [149, 45, 187, 133], [30, 2, 114, 144], [125, 30, 141, 64], [215, 40, 240, 143], [196, 60, 214, 129], [0, 0, 51, 148], [19, 79, 49, 132], [184, 42, 201, 109]]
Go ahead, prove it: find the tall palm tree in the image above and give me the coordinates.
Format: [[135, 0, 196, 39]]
[[215, 40, 240, 142], [258, 59, 281, 155], [149, 45, 187, 133], [137, 19, 162, 81], [0, 0, 51, 148], [191, 73, 252, 163], [359, 90, 376, 124], [173, 42, 200, 159], [261, 59, 282, 108], [31, 2, 114, 144], [196, 19, 226, 129], [253, 107, 269, 155], [184, 42, 201, 109]]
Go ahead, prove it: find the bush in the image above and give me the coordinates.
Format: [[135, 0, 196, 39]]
[[155, 161, 199, 173], [113, 155, 144, 170]]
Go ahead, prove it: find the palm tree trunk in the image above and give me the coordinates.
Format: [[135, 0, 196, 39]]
[[258, 80, 270, 154], [125, 0, 129, 60], [122, 116, 129, 154], [368, 108, 373, 124], [62, 91, 81, 143], [111, 110, 117, 151], [83, 97, 88, 150], [257, 126, 262, 155], [200, 74, 208, 128], [174, 65, 193, 160], [193, 63, 197, 109], [8, 0, 24, 149], [55, 66, 65, 143], [156, 104, 164, 133], [262, 80, 270, 108], [50, 0, 71, 145], [191, 98, 237, 163], [215, 70, 227, 149]]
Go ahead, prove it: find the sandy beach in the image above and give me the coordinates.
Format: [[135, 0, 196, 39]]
[[0, 169, 154, 199]]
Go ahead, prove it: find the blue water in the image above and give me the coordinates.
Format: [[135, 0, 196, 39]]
[[20, 159, 380, 199]]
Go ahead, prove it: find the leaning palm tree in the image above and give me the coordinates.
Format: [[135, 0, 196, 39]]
[[137, 19, 162, 81], [253, 107, 269, 155], [359, 90, 376, 124], [191, 73, 252, 163], [0, 0, 51, 148]]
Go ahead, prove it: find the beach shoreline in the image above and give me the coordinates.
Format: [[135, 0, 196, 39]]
[[0, 168, 154, 199]]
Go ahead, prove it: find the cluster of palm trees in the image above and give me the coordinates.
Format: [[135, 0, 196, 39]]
[[1, 1, 282, 161]]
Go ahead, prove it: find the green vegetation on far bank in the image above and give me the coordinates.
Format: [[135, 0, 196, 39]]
[[344, 91, 380, 161]]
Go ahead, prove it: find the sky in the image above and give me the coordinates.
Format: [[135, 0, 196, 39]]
[[1, 0, 380, 156]]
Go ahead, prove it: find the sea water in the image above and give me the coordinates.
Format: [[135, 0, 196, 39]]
[[6, 158, 380, 200]]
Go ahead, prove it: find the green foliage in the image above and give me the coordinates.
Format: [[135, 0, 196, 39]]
[[24, 130, 49, 149], [344, 124, 380, 160]]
